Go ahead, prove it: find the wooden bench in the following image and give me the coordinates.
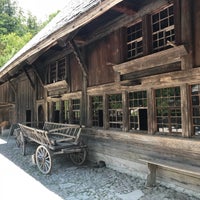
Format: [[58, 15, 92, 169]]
[[140, 157, 200, 187]]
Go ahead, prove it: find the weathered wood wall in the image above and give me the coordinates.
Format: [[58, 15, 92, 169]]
[[16, 71, 35, 123], [194, 0, 200, 67], [87, 29, 124, 86], [70, 54, 82, 92], [83, 128, 200, 193]]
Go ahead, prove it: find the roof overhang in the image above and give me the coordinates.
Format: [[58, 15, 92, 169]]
[[0, 0, 123, 81]]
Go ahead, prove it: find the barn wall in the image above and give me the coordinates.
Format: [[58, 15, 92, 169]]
[[16, 71, 35, 123], [87, 29, 124, 87], [194, 0, 200, 67], [70, 54, 82, 92], [0, 82, 15, 104], [83, 128, 200, 193]]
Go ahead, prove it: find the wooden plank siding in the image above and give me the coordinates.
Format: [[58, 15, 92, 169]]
[[16, 72, 35, 123], [70, 54, 82, 92], [87, 29, 124, 86], [1, 0, 200, 194]]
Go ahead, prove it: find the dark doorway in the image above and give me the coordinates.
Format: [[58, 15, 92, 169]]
[[98, 110, 103, 127], [26, 110, 31, 126], [139, 109, 148, 130], [54, 110, 60, 123], [38, 105, 44, 128]]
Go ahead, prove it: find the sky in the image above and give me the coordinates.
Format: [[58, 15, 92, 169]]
[[16, 0, 68, 21]]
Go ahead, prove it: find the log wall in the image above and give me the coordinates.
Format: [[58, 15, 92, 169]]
[[83, 128, 200, 193]]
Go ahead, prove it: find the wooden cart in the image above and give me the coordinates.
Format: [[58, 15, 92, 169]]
[[15, 122, 87, 174]]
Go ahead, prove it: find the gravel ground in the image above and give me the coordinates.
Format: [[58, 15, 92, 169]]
[[0, 135, 199, 200]]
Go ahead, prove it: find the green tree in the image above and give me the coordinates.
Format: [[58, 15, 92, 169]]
[[0, 0, 60, 67], [0, 32, 32, 66]]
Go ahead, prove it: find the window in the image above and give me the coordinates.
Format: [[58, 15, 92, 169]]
[[91, 96, 103, 127], [191, 85, 200, 136], [156, 87, 181, 134], [108, 94, 123, 129], [152, 4, 175, 52], [62, 100, 70, 123], [52, 102, 60, 123], [72, 99, 80, 124], [127, 21, 143, 60], [47, 57, 67, 84], [58, 58, 67, 81], [129, 91, 147, 131]]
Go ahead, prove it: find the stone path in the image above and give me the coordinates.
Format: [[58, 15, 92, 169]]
[[0, 135, 199, 200]]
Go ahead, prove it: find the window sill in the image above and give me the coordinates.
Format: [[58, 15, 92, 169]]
[[113, 45, 188, 75], [44, 80, 68, 92]]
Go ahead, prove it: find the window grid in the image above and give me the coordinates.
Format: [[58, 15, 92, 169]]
[[49, 63, 56, 83], [58, 58, 66, 81], [108, 94, 123, 129], [91, 96, 103, 127], [191, 84, 200, 136], [47, 56, 67, 84], [129, 91, 147, 130], [152, 4, 175, 52], [127, 21, 143, 60], [72, 99, 80, 124], [64, 100, 70, 123], [156, 87, 182, 134]]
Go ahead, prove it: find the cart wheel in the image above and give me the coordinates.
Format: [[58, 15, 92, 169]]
[[16, 131, 26, 156], [70, 147, 87, 165], [35, 145, 52, 174]]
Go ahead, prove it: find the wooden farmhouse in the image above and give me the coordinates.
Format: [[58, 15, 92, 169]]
[[0, 0, 200, 193]]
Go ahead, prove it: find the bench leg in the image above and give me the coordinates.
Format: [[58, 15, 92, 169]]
[[146, 163, 157, 187]]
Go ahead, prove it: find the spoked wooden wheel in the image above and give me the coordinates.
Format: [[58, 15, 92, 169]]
[[16, 131, 26, 156], [35, 145, 52, 174], [69, 147, 87, 165]]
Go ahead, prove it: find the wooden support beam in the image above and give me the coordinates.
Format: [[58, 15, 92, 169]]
[[8, 80, 17, 95], [68, 40, 88, 77], [23, 68, 35, 90], [114, 45, 187, 75], [112, 3, 137, 15], [32, 67, 44, 87]]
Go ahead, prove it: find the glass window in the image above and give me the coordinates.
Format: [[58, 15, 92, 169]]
[[72, 99, 80, 124], [46, 57, 67, 84], [63, 100, 70, 123], [127, 21, 143, 60], [191, 85, 200, 136], [156, 87, 181, 134], [129, 91, 148, 131], [91, 96, 103, 127], [152, 4, 175, 52], [108, 94, 123, 129]]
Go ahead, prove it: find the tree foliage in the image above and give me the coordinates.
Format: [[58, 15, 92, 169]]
[[0, 0, 59, 67]]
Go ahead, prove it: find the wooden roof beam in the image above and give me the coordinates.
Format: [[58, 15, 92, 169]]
[[112, 3, 137, 15], [68, 40, 88, 77], [23, 67, 35, 90]]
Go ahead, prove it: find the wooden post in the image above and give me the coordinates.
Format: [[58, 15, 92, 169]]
[[181, 84, 192, 137], [44, 88, 48, 122], [147, 88, 156, 134], [142, 14, 152, 55], [180, 0, 193, 70], [81, 75, 87, 126], [122, 91, 129, 132], [146, 163, 157, 187], [103, 94, 109, 129]]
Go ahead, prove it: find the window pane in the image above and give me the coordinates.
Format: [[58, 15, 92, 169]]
[[129, 91, 148, 131], [127, 21, 143, 60], [156, 87, 181, 134], [152, 4, 175, 52], [108, 94, 123, 129]]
